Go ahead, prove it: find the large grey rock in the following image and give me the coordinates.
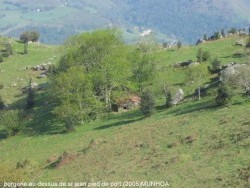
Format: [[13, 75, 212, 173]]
[[31, 82, 38, 89], [220, 63, 248, 82], [188, 62, 199, 68], [171, 89, 184, 105]]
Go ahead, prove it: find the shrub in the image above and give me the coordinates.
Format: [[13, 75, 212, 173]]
[[0, 83, 4, 89], [0, 96, 4, 110], [165, 92, 172, 108], [0, 53, 3, 63], [215, 84, 231, 106], [177, 41, 182, 48], [245, 37, 250, 48], [197, 48, 211, 62], [5, 42, 13, 57], [140, 90, 155, 116], [213, 32, 221, 40], [208, 58, 221, 73], [0, 110, 21, 137], [202, 51, 211, 61]]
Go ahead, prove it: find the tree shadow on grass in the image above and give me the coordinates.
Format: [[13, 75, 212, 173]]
[[94, 114, 144, 130], [9, 85, 65, 136], [22, 94, 65, 136], [167, 99, 218, 116], [0, 129, 8, 141]]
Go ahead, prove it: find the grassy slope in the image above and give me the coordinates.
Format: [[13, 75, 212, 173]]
[[0, 36, 249, 187], [0, 37, 59, 103]]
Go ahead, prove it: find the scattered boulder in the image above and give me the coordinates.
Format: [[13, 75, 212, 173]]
[[235, 40, 245, 46], [227, 33, 234, 37], [239, 31, 248, 36], [30, 82, 38, 89], [38, 72, 47, 79], [188, 62, 199, 68], [171, 89, 184, 105], [221, 62, 236, 70], [30, 63, 52, 71], [220, 63, 248, 82]]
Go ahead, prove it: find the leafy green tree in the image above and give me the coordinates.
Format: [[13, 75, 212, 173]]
[[51, 66, 102, 131], [187, 64, 209, 100], [130, 39, 157, 94], [215, 84, 231, 106], [58, 29, 134, 110], [140, 90, 155, 117], [20, 31, 40, 43]]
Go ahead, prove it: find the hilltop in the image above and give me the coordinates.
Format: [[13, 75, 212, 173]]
[[0, 0, 250, 44], [0, 32, 250, 187]]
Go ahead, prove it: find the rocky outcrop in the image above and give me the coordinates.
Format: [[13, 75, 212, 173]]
[[171, 89, 184, 105]]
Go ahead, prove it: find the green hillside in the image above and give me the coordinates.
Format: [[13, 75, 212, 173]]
[[0, 33, 250, 187]]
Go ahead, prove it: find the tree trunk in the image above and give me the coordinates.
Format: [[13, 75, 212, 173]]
[[198, 87, 201, 100], [104, 88, 112, 110]]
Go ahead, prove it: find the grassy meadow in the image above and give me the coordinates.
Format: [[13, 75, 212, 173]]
[[0, 35, 249, 187]]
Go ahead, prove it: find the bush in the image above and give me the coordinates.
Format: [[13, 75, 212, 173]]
[[5, 42, 13, 57], [165, 92, 172, 108], [177, 41, 182, 48], [202, 51, 211, 61], [215, 84, 231, 106], [140, 90, 155, 116], [245, 37, 250, 48], [0, 83, 4, 89], [208, 58, 221, 73], [197, 48, 211, 62], [0, 110, 21, 137], [0, 96, 4, 110], [0, 53, 4, 63]]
